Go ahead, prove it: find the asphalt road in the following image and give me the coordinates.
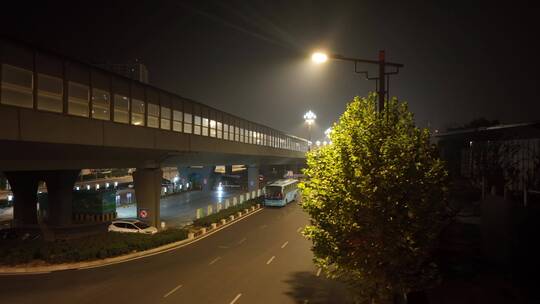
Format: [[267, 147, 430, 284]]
[[117, 189, 244, 227], [0, 202, 351, 304]]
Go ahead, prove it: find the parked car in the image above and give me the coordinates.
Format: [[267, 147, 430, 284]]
[[108, 219, 158, 234]]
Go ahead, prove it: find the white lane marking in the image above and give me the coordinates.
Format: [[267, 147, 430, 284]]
[[281, 241, 289, 249], [237, 237, 247, 245], [316, 268, 322, 277], [163, 284, 183, 298], [296, 227, 303, 233], [218, 245, 229, 249], [266, 256, 276, 265], [230, 293, 242, 304], [76, 208, 264, 271], [259, 224, 268, 229], [209, 256, 222, 265]]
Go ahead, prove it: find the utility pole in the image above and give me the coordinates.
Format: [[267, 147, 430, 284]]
[[378, 50, 386, 112]]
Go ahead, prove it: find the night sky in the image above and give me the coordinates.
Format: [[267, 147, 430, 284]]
[[1, 1, 538, 141]]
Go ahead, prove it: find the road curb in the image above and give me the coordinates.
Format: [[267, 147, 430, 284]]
[[0, 205, 264, 275]]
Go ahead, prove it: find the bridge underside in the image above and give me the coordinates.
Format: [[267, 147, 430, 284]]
[[0, 140, 305, 171]]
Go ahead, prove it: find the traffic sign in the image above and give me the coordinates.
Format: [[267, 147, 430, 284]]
[[138, 208, 148, 219]]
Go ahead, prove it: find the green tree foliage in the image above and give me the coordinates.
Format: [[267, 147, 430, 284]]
[[301, 94, 448, 303]]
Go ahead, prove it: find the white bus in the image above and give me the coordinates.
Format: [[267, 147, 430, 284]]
[[264, 179, 299, 207]]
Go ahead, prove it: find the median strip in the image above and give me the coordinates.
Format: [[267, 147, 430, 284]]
[[0, 203, 264, 275]]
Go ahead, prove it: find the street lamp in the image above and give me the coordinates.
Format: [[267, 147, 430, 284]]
[[311, 52, 328, 64], [311, 50, 403, 112], [303, 110, 316, 146], [324, 127, 332, 139]]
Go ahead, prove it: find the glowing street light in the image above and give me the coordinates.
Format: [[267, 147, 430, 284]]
[[311, 52, 328, 64], [325, 127, 332, 139], [303, 110, 316, 125], [310, 50, 403, 112], [303, 110, 317, 149]]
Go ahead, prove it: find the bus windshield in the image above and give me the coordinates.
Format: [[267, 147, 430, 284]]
[[265, 186, 283, 199]]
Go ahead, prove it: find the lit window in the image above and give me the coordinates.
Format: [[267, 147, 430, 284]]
[[183, 113, 192, 134], [210, 120, 216, 137], [68, 82, 89, 117], [194, 115, 201, 135], [147, 104, 159, 128], [1, 64, 33, 108], [91, 88, 110, 120], [131, 98, 145, 126], [113, 94, 129, 123], [161, 106, 171, 130], [173, 110, 183, 132], [223, 123, 228, 140], [202, 117, 209, 136], [216, 122, 222, 139], [37, 74, 63, 113]]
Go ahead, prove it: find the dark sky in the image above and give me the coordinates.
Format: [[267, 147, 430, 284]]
[[1, 1, 538, 141]]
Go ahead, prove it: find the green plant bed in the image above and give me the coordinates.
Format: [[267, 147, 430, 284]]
[[0, 228, 188, 266], [192, 197, 263, 228]]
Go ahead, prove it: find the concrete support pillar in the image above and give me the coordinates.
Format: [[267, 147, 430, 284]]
[[43, 170, 80, 227], [248, 165, 259, 192], [133, 168, 162, 229], [4, 171, 39, 227]]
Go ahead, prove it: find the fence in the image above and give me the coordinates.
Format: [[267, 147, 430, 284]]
[[195, 189, 264, 219]]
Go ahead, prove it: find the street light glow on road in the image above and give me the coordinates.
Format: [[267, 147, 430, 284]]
[[311, 52, 328, 64]]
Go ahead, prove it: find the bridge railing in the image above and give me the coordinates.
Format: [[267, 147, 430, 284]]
[[0, 39, 309, 153]]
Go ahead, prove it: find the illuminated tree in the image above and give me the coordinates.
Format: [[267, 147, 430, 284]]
[[301, 94, 448, 303]]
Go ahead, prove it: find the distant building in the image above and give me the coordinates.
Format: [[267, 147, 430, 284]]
[[436, 121, 540, 195], [94, 62, 149, 84]]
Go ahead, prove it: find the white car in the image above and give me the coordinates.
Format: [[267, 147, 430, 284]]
[[108, 220, 158, 235]]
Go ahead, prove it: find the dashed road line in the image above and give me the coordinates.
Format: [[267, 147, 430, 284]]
[[281, 241, 289, 249], [296, 227, 303, 233], [163, 284, 183, 298], [230, 293, 242, 304], [237, 237, 247, 245], [266, 256, 276, 265], [209, 256, 222, 265], [316, 268, 322, 277], [259, 224, 268, 229]]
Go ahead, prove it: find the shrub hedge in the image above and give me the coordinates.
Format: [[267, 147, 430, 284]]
[[0, 228, 188, 265], [192, 196, 263, 228]]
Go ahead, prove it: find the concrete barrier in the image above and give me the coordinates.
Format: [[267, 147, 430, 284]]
[[256, 203, 261, 209], [188, 232, 194, 240], [229, 215, 235, 221], [200, 227, 207, 235], [237, 211, 242, 218], [220, 219, 226, 225], [211, 223, 217, 229]]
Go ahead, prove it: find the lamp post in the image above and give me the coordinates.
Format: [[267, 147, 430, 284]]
[[311, 51, 404, 112], [303, 110, 316, 149]]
